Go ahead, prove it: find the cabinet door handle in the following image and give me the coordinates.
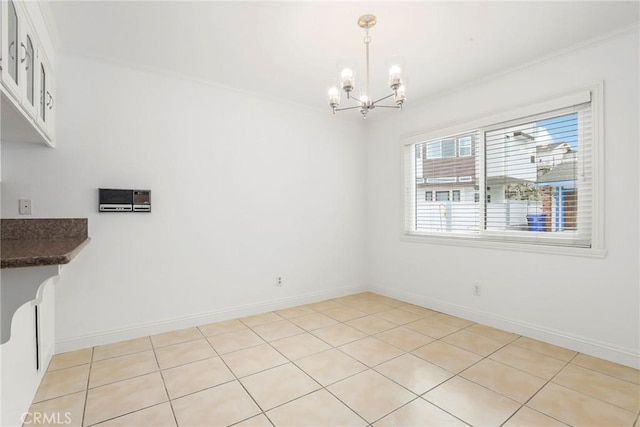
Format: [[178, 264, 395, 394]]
[[46, 91, 54, 109], [20, 43, 30, 70]]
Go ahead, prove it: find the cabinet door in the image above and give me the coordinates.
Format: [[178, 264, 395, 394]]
[[1, 0, 21, 100], [37, 53, 54, 141], [45, 66, 55, 141], [19, 22, 37, 118]]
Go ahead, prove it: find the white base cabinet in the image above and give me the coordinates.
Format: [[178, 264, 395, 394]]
[[0, 278, 55, 427]]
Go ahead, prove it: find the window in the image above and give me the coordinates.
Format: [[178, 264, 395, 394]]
[[415, 144, 424, 182], [403, 89, 601, 254], [436, 191, 450, 201], [459, 136, 472, 157], [425, 191, 433, 202], [426, 138, 456, 159], [426, 177, 456, 183]]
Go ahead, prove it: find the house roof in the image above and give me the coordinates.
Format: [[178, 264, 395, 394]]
[[536, 142, 571, 155], [486, 176, 532, 186], [537, 160, 578, 184]]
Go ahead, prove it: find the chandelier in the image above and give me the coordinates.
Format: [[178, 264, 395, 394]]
[[328, 14, 406, 119]]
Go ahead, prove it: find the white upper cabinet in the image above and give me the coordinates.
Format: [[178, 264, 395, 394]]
[[1, 0, 55, 147]]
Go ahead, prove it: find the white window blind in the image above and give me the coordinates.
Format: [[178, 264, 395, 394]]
[[404, 90, 596, 251]]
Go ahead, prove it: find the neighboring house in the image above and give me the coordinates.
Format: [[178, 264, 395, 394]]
[[536, 141, 572, 169], [537, 151, 578, 231], [414, 118, 579, 233], [415, 133, 478, 232]]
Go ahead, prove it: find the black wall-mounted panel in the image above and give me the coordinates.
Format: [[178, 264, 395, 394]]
[[99, 188, 151, 212]]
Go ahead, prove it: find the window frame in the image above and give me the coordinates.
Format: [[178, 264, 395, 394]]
[[401, 85, 605, 258]]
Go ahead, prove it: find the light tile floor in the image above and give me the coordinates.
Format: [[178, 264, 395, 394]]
[[26, 292, 640, 427]]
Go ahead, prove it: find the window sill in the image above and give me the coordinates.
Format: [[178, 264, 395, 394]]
[[401, 232, 607, 259]]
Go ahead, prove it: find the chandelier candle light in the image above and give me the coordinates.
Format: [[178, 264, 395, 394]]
[[328, 14, 406, 119]]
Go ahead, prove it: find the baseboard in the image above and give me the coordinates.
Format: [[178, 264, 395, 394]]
[[370, 284, 640, 369], [55, 283, 639, 369], [55, 285, 367, 353]]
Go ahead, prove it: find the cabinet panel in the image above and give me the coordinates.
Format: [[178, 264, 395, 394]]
[[37, 53, 54, 139], [20, 21, 38, 118], [1, 0, 21, 100]]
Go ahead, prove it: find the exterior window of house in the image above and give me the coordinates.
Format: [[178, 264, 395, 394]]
[[459, 136, 472, 157], [425, 191, 433, 201], [403, 89, 601, 254], [426, 177, 456, 183], [426, 138, 456, 159], [415, 145, 424, 183], [436, 191, 450, 201]]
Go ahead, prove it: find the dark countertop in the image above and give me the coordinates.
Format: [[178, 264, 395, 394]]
[[1, 218, 90, 269]]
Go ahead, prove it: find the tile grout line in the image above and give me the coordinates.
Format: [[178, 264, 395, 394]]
[[83, 337, 176, 426], [321, 297, 465, 424], [245, 305, 368, 425], [411, 316, 638, 423], [416, 309, 575, 426], [351, 307, 578, 426], [256, 297, 478, 425], [420, 325, 522, 426], [528, 351, 639, 416], [498, 351, 579, 426], [326, 297, 472, 425], [200, 326, 276, 427], [79, 346, 94, 427], [261, 328, 370, 425], [246, 300, 406, 425], [90, 344, 150, 363], [150, 335, 180, 427], [566, 358, 640, 386]]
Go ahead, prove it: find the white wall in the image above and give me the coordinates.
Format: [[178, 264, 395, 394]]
[[1, 55, 367, 350], [365, 29, 639, 368]]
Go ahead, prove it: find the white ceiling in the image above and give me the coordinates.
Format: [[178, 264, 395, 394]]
[[46, 1, 639, 111]]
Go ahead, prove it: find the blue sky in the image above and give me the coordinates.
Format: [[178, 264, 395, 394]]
[[537, 113, 578, 149]]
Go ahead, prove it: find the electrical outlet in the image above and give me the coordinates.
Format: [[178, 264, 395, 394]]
[[19, 199, 32, 215], [473, 284, 482, 296], [276, 276, 283, 286]]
